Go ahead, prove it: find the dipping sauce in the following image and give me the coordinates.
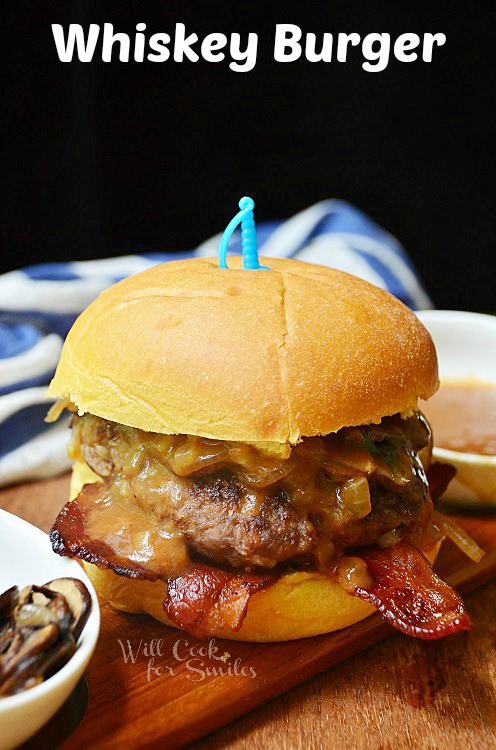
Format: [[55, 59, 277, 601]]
[[421, 380, 496, 456]]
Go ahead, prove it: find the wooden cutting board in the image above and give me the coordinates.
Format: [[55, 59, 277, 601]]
[[2, 476, 495, 750]]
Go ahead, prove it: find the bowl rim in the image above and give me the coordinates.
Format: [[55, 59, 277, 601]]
[[416, 309, 496, 327], [0, 508, 100, 711], [417, 308, 496, 464]]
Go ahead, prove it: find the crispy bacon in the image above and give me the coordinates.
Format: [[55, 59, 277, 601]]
[[51, 487, 276, 636], [427, 461, 457, 502], [163, 565, 276, 637], [352, 542, 471, 639], [50, 484, 159, 581]]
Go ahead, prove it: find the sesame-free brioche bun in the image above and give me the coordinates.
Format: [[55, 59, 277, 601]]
[[47, 257, 438, 443], [70, 460, 441, 642], [84, 563, 379, 642]]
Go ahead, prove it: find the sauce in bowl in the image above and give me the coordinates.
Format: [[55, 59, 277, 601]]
[[421, 380, 496, 456]]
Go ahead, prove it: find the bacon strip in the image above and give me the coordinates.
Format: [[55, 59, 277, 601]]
[[352, 542, 471, 639], [427, 461, 457, 502], [51, 486, 276, 636], [50, 484, 159, 581], [163, 565, 277, 637], [51, 482, 470, 641]]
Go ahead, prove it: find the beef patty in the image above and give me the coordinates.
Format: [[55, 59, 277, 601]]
[[67, 411, 432, 570]]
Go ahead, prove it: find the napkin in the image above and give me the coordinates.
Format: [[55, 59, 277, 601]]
[[0, 199, 432, 487]]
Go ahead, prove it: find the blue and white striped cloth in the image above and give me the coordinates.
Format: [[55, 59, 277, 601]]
[[0, 199, 432, 488]]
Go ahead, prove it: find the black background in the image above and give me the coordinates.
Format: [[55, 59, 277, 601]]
[[2, 2, 495, 310]]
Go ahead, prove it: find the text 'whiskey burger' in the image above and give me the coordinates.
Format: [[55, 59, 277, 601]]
[[47, 198, 483, 641]]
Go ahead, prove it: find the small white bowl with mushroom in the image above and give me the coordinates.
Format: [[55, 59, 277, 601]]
[[0, 509, 100, 750], [416, 310, 496, 506]]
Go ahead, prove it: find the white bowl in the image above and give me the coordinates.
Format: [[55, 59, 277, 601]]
[[0, 509, 100, 750], [416, 310, 496, 506]]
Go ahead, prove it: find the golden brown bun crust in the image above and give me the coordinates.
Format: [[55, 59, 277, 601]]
[[70, 462, 440, 642], [83, 563, 377, 642], [48, 257, 438, 442]]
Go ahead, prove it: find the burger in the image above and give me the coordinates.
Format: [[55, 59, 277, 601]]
[[46, 256, 482, 641]]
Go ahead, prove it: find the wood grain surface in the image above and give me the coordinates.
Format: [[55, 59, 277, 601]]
[[1, 474, 495, 750]]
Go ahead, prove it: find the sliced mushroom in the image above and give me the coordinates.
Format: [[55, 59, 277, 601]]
[[0, 577, 92, 697], [0, 589, 17, 656], [0, 631, 23, 678], [14, 602, 57, 630], [0, 623, 59, 694], [43, 578, 92, 641], [0, 621, 15, 656], [14, 586, 72, 633], [32, 586, 72, 631], [0, 629, 77, 696], [0, 586, 17, 619]]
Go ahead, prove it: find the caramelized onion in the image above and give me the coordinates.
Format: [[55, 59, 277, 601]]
[[405, 520, 443, 550], [44, 398, 74, 423], [377, 527, 405, 549], [432, 511, 485, 563], [337, 556, 373, 592], [236, 460, 296, 488], [170, 439, 228, 476], [72, 412, 433, 500], [339, 477, 372, 520]]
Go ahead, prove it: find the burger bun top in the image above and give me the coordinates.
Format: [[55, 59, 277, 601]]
[[47, 257, 438, 443]]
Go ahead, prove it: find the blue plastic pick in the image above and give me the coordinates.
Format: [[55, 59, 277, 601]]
[[218, 197, 270, 270]]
